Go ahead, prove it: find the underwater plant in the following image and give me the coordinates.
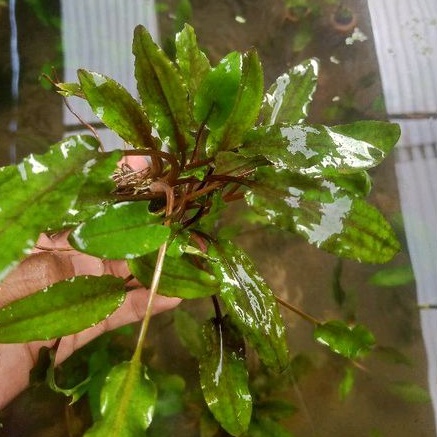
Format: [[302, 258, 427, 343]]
[[0, 24, 401, 436]]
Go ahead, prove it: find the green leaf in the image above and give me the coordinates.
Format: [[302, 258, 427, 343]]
[[62, 150, 122, 226], [133, 24, 192, 157], [151, 371, 185, 417], [388, 381, 431, 404], [209, 49, 264, 153], [56, 81, 84, 98], [246, 167, 400, 263], [174, 309, 204, 359], [241, 121, 401, 176], [0, 135, 100, 281], [207, 240, 289, 370], [85, 361, 157, 436], [199, 318, 252, 436], [338, 366, 355, 400], [214, 151, 269, 177], [0, 275, 125, 342], [248, 417, 295, 437], [69, 201, 170, 259], [128, 251, 218, 299], [369, 265, 415, 287], [194, 51, 242, 131], [314, 320, 375, 359], [78, 70, 155, 149], [260, 58, 319, 125], [175, 24, 211, 103]]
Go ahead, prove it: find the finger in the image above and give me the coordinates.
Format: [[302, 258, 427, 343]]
[[0, 252, 74, 306]]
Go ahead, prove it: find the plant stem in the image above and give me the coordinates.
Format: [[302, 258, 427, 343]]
[[132, 240, 168, 364], [275, 295, 321, 325]]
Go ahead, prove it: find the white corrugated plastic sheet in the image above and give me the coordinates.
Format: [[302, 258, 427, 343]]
[[368, 0, 437, 431], [60, 0, 159, 148]]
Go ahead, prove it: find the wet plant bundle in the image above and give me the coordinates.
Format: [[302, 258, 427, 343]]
[[0, 25, 401, 436]]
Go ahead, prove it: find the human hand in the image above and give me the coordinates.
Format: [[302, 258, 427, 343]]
[[0, 156, 181, 409]]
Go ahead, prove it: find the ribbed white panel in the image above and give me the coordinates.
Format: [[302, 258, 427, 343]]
[[368, 0, 437, 432], [368, 0, 437, 115], [60, 0, 159, 148]]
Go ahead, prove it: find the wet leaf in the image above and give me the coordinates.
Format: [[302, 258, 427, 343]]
[[78, 70, 155, 149], [260, 58, 319, 125], [69, 201, 170, 259], [214, 151, 268, 177], [338, 366, 355, 400], [314, 320, 375, 359], [207, 240, 289, 370], [0, 135, 100, 281], [199, 318, 252, 436], [246, 167, 400, 263], [194, 51, 242, 131], [241, 121, 400, 176], [369, 265, 415, 287], [388, 381, 431, 404], [128, 251, 218, 299], [0, 275, 125, 342], [210, 49, 264, 153], [62, 150, 122, 226], [133, 24, 192, 156], [85, 361, 157, 436], [174, 309, 204, 359], [175, 24, 211, 102]]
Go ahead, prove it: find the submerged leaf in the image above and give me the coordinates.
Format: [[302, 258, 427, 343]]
[[207, 240, 289, 370], [369, 265, 415, 287], [388, 381, 431, 404], [85, 361, 157, 436], [78, 70, 155, 149], [260, 58, 319, 125], [174, 309, 205, 359], [128, 252, 218, 299], [0, 275, 125, 342], [133, 24, 192, 157], [246, 167, 400, 263], [0, 135, 100, 281], [69, 201, 170, 259], [199, 318, 252, 436], [314, 320, 375, 359], [241, 121, 400, 176]]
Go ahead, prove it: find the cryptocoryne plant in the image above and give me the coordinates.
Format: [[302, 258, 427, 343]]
[[0, 24, 401, 436]]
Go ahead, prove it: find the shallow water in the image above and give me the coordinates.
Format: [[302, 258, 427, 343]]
[[0, 0, 435, 436]]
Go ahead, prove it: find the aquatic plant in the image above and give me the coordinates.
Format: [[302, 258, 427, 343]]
[[0, 24, 400, 436]]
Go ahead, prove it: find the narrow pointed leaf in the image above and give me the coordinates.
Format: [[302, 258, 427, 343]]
[[78, 70, 155, 149], [241, 121, 400, 176], [0, 135, 100, 281], [260, 58, 319, 125], [314, 320, 375, 359], [56, 81, 84, 98], [194, 51, 242, 131], [246, 167, 400, 263], [210, 49, 264, 153], [69, 201, 170, 259], [133, 24, 192, 156], [200, 318, 252, 436], [388, 382, 431, 404], [175, 24, 211, 101], [0, 275, 125, 342], [128, 252, 218, 299], [85, 361, 157, 436], [207, 240, 289, 370]]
